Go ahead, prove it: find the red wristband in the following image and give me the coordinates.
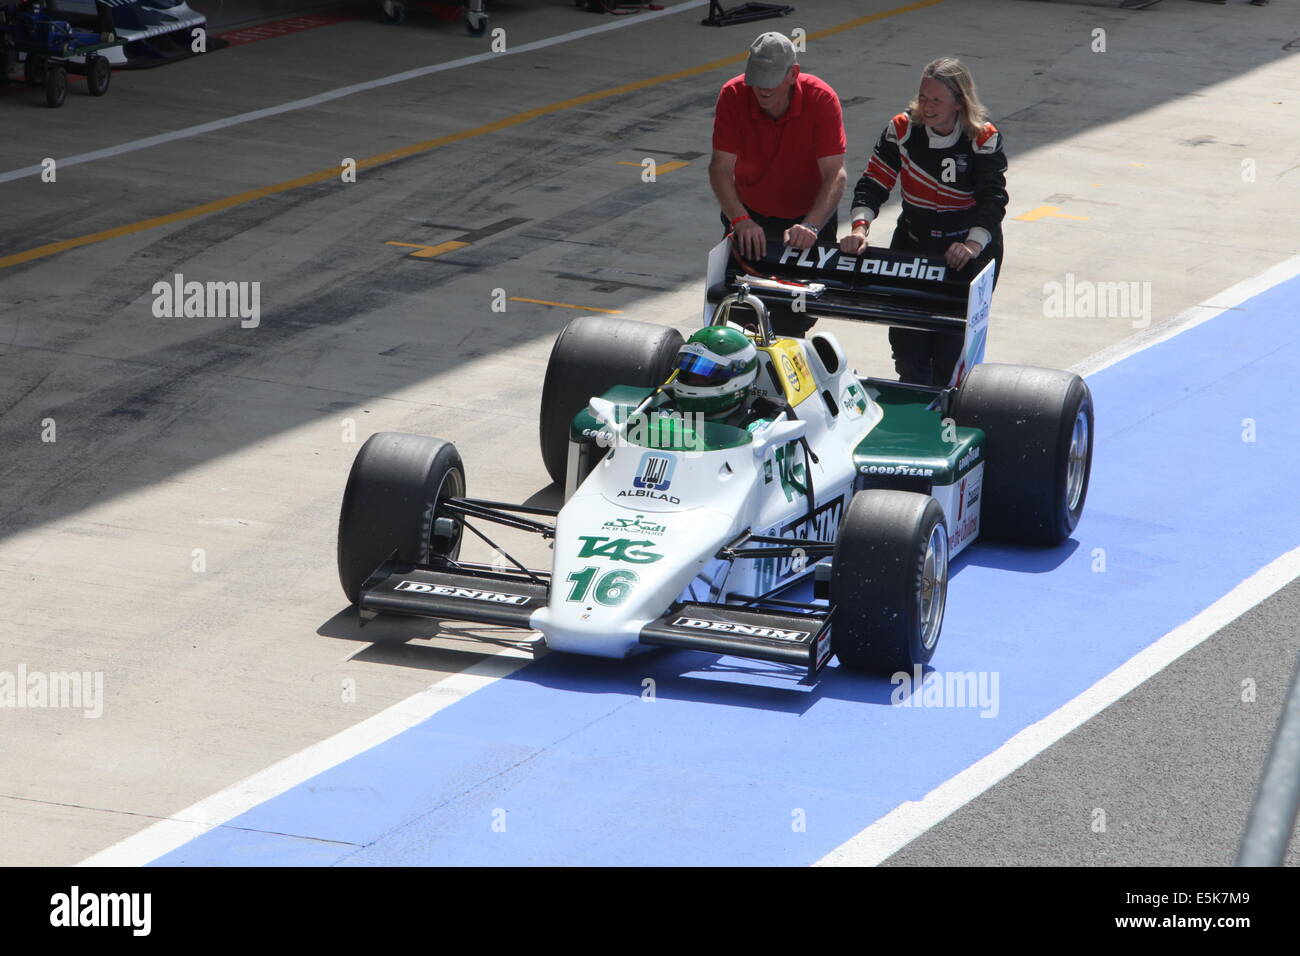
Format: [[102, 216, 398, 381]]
[[852, 219, 869, 229], [730, 214, 751, 227]]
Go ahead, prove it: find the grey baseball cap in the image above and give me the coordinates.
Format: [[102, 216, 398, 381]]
[[744, 32, 796, 88]]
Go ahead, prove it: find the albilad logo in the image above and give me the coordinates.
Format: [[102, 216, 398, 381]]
[[632, 452, 675, 491]]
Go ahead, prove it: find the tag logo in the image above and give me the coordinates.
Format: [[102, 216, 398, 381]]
[[576, 536, 663, 564]]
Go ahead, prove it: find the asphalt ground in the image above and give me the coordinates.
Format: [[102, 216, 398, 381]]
[[0, 0, 1297, 866]]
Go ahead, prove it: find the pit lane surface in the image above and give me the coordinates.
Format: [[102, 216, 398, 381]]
[[1, 0, 1298, 866], [124, 268, 1300, 866]]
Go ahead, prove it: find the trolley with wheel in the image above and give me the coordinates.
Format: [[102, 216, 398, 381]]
[[0, 1, 122, 107], [378, 1, 489, 37]]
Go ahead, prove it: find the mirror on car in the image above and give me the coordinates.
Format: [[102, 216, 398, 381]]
[[751, 417, 807, 449]]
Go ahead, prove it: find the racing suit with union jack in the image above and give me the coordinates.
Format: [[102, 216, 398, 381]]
[[850, 112, 1009, 385]]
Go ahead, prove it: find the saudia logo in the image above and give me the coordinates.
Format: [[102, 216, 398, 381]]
[[777, 246, 948, 281]]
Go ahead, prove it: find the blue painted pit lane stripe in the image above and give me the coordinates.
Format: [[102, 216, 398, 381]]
[[147, 272, 1300, 867]]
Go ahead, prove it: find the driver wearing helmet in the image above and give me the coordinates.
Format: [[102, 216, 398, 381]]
[[668, 326, 785, 429]]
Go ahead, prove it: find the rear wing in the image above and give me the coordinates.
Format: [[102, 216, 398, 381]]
[[703, 238, 995, 387]]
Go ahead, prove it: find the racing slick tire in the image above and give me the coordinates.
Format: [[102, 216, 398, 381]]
[[338, 432, 465, 605], [950, 363, 1093, 546], [86, 55, 110, 96], [831, 490, 949, 675], [45, 64, 67, 108], [538, 316, 683, 487]]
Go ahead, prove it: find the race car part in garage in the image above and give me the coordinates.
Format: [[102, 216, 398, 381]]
[[53, 0, 207, 67], [380, 1, 489, 36]]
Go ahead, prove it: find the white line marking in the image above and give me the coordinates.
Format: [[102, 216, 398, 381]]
[[816, 546, 1300, 867], [1070, 253, 1300, 377], [79, 259, 1300, 869], [819, 257, 1300, 866], [77, 653, 531, 867], [0, 1, 710, 186]]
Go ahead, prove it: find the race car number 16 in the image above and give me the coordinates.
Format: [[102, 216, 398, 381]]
[[566, 567, 639, 606]]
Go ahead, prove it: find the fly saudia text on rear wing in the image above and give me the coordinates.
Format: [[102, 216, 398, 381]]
[[702, 238, 994, 387]]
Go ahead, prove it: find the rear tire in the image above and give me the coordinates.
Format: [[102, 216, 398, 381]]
[[831, 490, 949, 675], [337, 432, 465, 605], [538, 316, 683, 487], [951, 363, 1093, 546]]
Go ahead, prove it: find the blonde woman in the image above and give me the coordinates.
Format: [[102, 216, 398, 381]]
[[841, 58, 1008, 385]]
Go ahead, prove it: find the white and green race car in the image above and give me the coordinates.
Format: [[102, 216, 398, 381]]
[[336, 241, 1093, 681]]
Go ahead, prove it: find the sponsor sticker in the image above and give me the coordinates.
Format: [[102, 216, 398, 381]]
[[671, 616, 811, 642], [841, 382, 867, 417], [632, 451, 675, 492], [575, 536, 663, 564], [815, 628, 834, 669], [393, 581, 530, 605], [778, 246, 948, 281], [600, 514, 666, 536], [858, 463, 936, 478]]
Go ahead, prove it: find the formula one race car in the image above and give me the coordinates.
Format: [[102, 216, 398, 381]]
[[336, 240, 1093, 681]]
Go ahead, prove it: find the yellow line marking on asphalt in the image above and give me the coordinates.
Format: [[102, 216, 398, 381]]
[[0, 0, 946, 273], [616, 160, 690, 173], [385, 240, 471, 258], [508, 297, 622, 314], [1014, 205, 1091, 222]]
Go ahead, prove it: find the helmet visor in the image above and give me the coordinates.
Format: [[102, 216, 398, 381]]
[[676, 352, 742, 388]]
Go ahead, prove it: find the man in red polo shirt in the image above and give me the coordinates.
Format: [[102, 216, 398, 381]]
[[710, 32, 847, 262]]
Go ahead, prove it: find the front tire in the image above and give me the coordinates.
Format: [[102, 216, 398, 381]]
[[45, 63, 67, 108], [337, 432, 465, 605], [951, 363, 1094, 546], [831, 490, 949, 675], [538, 316, 682, 487], [86, 55, 110, 96]]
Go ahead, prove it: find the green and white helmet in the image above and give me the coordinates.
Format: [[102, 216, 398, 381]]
[[671, 326, 759, 416]]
